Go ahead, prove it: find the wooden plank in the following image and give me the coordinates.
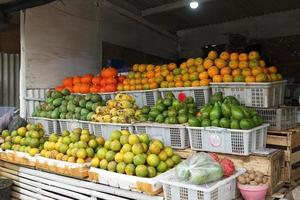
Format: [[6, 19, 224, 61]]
[[291, 164, 300, 182], [291, 150, 300, 165], [267, 134, 289, 146], [291, 132, 300, 149]]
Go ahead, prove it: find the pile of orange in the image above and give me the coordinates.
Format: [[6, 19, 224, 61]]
[[200, 50, 283, 83]]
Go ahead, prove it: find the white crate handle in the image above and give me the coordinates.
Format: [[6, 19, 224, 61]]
[[203, 127, 229, 147]]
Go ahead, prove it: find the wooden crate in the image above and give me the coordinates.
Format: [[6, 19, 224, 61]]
[[175, 148, 284, 195], [267, 126, 300, 183]]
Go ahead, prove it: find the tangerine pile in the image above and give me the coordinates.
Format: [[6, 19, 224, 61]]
[[200, 50, 282, 83]]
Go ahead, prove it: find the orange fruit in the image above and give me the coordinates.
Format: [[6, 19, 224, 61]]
[[161, 64, 168, 71], [259, 60, 266, 67], [161, 69, 169, 77], [129, 79, 136, 85], [180, 62, 187, 70], [232, 69, 242, 77], [132, 64, 139, 72], [256, 73, 268, 82], [199, 71, 209, 80], [143, 83, 150, 90], [248, 51, 260, 60], [229, 60, 239, 69], [197, 65, 205, 73], [189, 72, 199, 81], [174, 75, 182, 81], [223, 75, 234, 82], [268, 66, 278, 74], [160, 81, 168, 88], [186, 58, 194, 67], [252, 66, 263, 76], [136, 85, 142, 90], [188, 66, 197, 73], [245, 76, 256, 83], [134, 72, 141, 79], [239, 61, 248, 69], [191, 80, 200, 87], [148, 78, 155, 83], [154, 65, 161, 72], [181, 74, 190, 81], [203, 58, 214, 69], [207, 66, 219, 78], [208, 51, 218, 60], [123, 79, 130, 85], [230, 52, 239, 60], [242, 68, 252, 76], [123, 84, 130, 91], [168, 82, 175, 88], [239, 53, 248, 61], [141, 78, 148, 84], [150, 82, 158, 89], [168, 63, 177, 71], [155, 72, 161, 78], [183, 81, 191, 87], [130, 85, 136, 90], [220, 67, 232, 76], [199, 79, 210, 86], [215, 58, 226, 69], [220, 51, 230, 61], [135, 79, 141, 85], [146, 64, 154, 71], [138, 64, 146, 72], [166, 75, 174, 82], [175, 81, 184, 87], [212, 75, 223, 83], [194, 57, 204, 66]]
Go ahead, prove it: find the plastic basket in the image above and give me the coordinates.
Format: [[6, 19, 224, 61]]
[[118, 90, 160, 107], [90, 122, 134, 139], [0, 107, 14, 132], [0, 179, 13, 200], [160, 169, 245, 200], [187, 124, 269, 155], [133, 123, 189, 149], [210, 81, 286, 108], [159, 87, 210, 108], [99, 92, 116, 101], [58, 119, 93, 133], [27, 117, 60, 135], [252, 107, 298, 130]]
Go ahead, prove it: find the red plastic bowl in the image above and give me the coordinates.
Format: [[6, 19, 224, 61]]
[[238, 183, 268, 200]]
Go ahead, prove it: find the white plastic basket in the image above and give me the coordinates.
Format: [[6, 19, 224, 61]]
[[90, 122, 134, 139], [210, 81, 286, 108], [187, 124, 269, 155], [160, 169, 245, 200], [133, 123, 189, 149], [99, 92, 116, 101], [58, 119, 93, 133], [89, 167, 169, 195], [252, 106, 298, 130], [117, 89, 160, 107], [27, 117, 60, 135], [159, 87, 210, 108]]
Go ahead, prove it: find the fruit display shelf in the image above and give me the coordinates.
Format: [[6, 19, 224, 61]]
[[118, 89, 161, 108], [0, 150, 36, 167], [210, 81, 286, 108], [187, 124, 269, 156]]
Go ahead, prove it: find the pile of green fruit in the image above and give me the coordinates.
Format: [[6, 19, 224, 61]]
[[40, 128, 104, 164], [137, 92, 197, 124], [188, 92, 263, 129], [91, 94, 139, 123], [90, 130, 181, 177], [1, 124, 46, 156], [32, 89, 105, 121]]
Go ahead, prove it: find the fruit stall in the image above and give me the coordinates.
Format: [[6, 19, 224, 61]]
[[1, 1, 300, 200]]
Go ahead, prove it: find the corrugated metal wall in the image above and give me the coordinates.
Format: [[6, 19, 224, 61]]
[[0, 53, 20, 108]]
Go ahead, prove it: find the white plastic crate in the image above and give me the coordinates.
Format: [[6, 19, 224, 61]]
[[133, 123, 189, 149], [27, 117, 60, 135], [58, 119, 93, 133], [99, 92, 116, 101], [118, 89, 160, 107], [160, 169, 245, 200], [252, 106, 298, 130], [90, 122, 134, 139], [159, 87, 210, 108], [187, 124, 269, 155], [210, 81, 286, 108], [89, 167, 169, 195]]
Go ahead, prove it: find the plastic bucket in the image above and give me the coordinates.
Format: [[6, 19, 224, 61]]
[[238, 183, 268, 200], [0, 179, 13, 200]]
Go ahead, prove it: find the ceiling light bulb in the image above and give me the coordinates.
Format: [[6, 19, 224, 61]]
[[190, 1, 199, 9]]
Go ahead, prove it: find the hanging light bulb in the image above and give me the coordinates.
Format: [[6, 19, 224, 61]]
[[190, 0, 199, 9]]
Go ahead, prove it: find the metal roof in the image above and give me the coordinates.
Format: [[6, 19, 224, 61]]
[[112, 0, 300, 33]]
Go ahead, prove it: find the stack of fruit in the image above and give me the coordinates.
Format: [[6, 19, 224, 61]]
[[198, 50, 283, 83], [188, 92, 263, 129], [32, 89, 105, 121], [91, 94, 139, 123], [40, 128, 104, 164], [1, 124, 46, 156], [137, 92, 197, 124], [55, 67, 126, 93], [90, 130, 181, 177]]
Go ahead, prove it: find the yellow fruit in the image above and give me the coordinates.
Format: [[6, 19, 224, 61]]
[[213, 75, 223, 83], [186, 58, 194, 67], [215, 58, 226, 69], [208, 50, 218, 60], [220, 51, 230, 60], [239, 53, 248, 61], [223, 75, 234, 82], [203, 58, 213, 69], [248, 51, 260, 60], [194, 57, 204, 66], [208, 66, 219, 78], [230, 53, 239, 60]]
